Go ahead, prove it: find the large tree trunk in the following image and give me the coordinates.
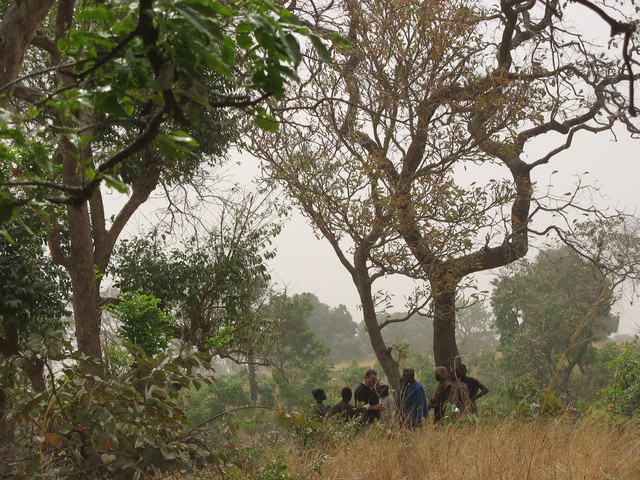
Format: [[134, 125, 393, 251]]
[[431, 277, 460, 369], [67, 203, 103, 362], [353, 247, 400, 389]]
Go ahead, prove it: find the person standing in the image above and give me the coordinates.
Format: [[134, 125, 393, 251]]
[[311, 388, 329, 420], [354, 369, 384, 424], [430, 366, 453, 424], [330, 387, 356, 421], [399, 368, 428, 428], [377, 380, 397, 425], [455, 364, 489, 412]]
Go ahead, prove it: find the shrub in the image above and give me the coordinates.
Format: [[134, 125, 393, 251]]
[[594, 341, 640, 418], [0, 330, 221, 479]]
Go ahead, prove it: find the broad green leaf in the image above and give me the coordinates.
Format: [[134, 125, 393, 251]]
[[282, 32, 302, 65], [76, 6, 115, 22], [254, 115, 278, 132], [175, 5, 224, 41], [310, 34, 332, 63]]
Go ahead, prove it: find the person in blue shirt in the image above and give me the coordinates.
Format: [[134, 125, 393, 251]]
[[399, 367, 428, 428]]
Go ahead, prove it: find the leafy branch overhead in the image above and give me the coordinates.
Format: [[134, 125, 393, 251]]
[[0, 0, 328, 215]]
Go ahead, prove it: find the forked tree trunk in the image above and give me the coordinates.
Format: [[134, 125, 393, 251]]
[[67, 203, 104, 364]]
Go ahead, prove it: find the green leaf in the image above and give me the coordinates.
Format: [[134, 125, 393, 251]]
[[220, 37, 236, 66], [236, 32, 253, 49], [310, 35, 332, 63], [282, 32, 302, 65], [175, 5, 224, 41], [101, 174, 129, 194], [254, 115, 278, 132], [76, 6, 115, 22]]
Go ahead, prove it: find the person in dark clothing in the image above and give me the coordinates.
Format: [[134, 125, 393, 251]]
[[354, 369, 384, 424], [330, 386, 356, 421], [430, 366, 452, 424], [398, 367, 428, 428], [455, 364, 489, 412], [311, 388, 329, 420]]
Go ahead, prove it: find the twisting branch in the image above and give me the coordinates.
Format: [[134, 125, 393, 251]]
[[569, 0, 638, 116]]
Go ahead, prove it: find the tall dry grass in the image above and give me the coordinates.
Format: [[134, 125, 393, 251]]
[[285, 418, 640, 480]]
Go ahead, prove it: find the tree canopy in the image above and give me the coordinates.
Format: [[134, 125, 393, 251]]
[[491, 246, 619, 395], [250, 0, 640, 384], [0, 0, 328, 366]]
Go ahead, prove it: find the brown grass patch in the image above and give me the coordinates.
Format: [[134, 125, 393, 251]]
[[286, 418, 640, 480]]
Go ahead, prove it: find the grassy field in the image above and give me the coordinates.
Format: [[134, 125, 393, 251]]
[[276, 418, 639, 480]]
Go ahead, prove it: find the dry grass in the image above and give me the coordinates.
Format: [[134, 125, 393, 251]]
[[285, 418, 640, 480]]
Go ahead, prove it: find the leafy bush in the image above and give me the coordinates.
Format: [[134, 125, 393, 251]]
[[594, 342, 640, 418], [185, 371, 252, 425], [247, 457, 301, 480], [0, 330, 221, 479], [103, 291, 177, 356]]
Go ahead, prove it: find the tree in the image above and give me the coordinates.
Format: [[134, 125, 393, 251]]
[[0, 215, 70, 447], [110, 201, 277, 357], [103, 292, 176, 357], [491, 246, 619, 396], [595, 341, 640, 418], [303, 293, 368, 362], [0, 0, 324, 368], [259, 293, 331, 409], [250, 0, 639, 384], [0, 214, 70, 390], [456, 302, 497, 355]]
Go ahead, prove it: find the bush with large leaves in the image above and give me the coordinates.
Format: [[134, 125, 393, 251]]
[[0, 331, 220, 479]]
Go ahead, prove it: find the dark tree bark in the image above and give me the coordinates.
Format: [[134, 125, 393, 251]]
[[0, 0, 56, 107]]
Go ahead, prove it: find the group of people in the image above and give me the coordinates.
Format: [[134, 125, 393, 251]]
[[311, 363, 488, 428]]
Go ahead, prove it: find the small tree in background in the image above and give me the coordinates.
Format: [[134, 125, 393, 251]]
[[103, 292, 176, 357], [491, 246, 619, 398], [456, 302, 497, 356], [259, 293, 331, 410], [595, 342, 640, 419]]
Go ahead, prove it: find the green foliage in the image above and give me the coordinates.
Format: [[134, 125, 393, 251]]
[[594, 342, 640, 418], [259, 293, 331, 409], [336, 360, 371, 388], [246, 457, 301, 480], [103, 291, 176, 356], [0, 215, 70, 354], [491, 247, 619, 397], [186, 372, 252, 425], [501, 375, 566, 418], [111, 223, 275, 352], [1, 330, 219, 479], [0, 0, 330, 215]]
